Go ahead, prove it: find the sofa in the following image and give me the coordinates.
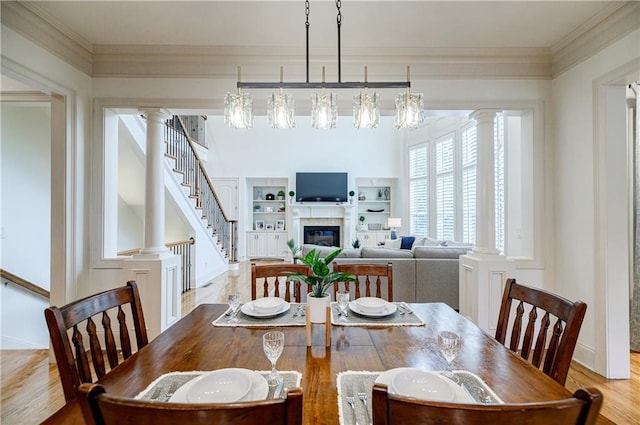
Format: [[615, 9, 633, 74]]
[[301, 238, 472, 310]]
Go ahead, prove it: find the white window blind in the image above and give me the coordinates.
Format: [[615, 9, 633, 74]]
[[409, 145, 428, 236], [436, 134, 455, 240], [461, 124, 477, 244], [494, 114, 505, 253]]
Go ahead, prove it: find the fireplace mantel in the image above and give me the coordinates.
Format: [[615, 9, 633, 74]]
[[291, 203, 354, 248]]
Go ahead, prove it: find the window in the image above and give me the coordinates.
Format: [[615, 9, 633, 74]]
[[409, 145, 428, 236], [407, 114, 505, 251]]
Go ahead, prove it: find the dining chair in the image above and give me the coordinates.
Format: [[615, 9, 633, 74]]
[[333, 262, 393, 301], [44, 281, 148, 403], [494, 278, 587, 386], [251, 263, 311, 302], [78, 383, 304, 425], [371, 382, 603, 425]]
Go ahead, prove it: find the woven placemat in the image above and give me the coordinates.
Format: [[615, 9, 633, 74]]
[[330, 302, 425, 327], [336, 370, 502, 425], [136, 370, 302, 402], [212, 303, 307, 327]]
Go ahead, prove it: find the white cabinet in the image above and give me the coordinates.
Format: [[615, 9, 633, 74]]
[[356, 231, 390, 247], [246, 232, 288, 259]]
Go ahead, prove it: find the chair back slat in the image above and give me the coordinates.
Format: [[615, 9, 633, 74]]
[[494, 278, 587, 385], [45, 281, 148, 402], [333, 263, 393, 302], [251, 263, 311, 303], [78, 383, 304, 425], [86, 318, 107, 379], [372, 383, 602, 425], [101, 312, 119, 369], [117, 307, 133, 359]]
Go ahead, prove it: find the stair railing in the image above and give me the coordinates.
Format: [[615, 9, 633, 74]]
[[165, 116, 238, 265], [118, 237, 196, 292], [0, 269, 50, 299]]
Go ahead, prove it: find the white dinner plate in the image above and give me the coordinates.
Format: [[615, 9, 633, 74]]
[[391, 369, 455, 402], [375, 368, 474, 403], [170, 369, 269, 403], [186, 369, 251, 403], [348, 300, 397, 317], [240, 301, 291, 318]]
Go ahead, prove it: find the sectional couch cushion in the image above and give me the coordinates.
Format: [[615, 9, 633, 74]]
[[413, 246, 471, 259], [361, 247, 414, 258]]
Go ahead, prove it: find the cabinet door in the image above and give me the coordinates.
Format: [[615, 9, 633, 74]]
[[356, 232, 377, 247], [267, 232, 288, 257], [246, 233, 267, 258]]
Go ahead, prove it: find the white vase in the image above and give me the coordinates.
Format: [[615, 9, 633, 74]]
[[308, 293, 331, 323]]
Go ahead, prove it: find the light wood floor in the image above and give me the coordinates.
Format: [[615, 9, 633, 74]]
[[1, 261, 638, 424]]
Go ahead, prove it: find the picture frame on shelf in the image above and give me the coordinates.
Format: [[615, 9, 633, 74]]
[[275, 219, 285, 231], [255, 220, 265, 230], [266, 224, 274, 231]]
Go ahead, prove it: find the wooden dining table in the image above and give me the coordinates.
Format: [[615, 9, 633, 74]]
[[43, 302, 572, 425]]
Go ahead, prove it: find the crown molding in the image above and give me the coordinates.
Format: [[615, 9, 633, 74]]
[[551, 2, 640, 78], [3, 1, 635, 81], [0, 91, 50, 102], [1, 1, 93, 75]]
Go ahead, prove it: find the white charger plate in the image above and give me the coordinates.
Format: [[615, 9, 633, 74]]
[[375, 368, 474, 403], [348, 300, 397, 317], [170, 369, 269, 403], [240, 301, 291, 318]]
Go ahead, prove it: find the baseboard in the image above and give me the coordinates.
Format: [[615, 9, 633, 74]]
[[0, 335, 47, 350], [573, 341, 596, 370]]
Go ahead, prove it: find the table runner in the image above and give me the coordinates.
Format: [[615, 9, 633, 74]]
[[336, 370, 503, 425], [212, 303, 307, 327], [330, 302, 425, 327], [136, 370, 302, 402]]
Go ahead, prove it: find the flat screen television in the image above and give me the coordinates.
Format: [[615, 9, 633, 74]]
[[296, 172, 348, 202]]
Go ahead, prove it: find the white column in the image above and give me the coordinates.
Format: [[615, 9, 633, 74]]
[[459, 109, 514, 333], [471, 109, 500, 255], [140, 108, 171, 254]]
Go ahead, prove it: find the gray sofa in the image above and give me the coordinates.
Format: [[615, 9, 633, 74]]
[[302, 241, 472, 310]]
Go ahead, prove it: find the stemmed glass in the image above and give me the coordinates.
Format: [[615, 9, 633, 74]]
[[227, 293, 241, 323], [336, 290, 350, 322], [263, 331, 284, 386], [437, 330, 461, 381]]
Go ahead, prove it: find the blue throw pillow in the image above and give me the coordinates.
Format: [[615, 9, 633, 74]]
[[400, 236, 415, 250]]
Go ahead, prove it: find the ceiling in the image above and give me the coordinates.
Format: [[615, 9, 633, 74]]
[[25, 1, 621, 50]]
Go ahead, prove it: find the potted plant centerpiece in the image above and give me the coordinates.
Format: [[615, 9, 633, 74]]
[[289, 190, 295, 204], [286, 238, 301, 263], [286, 248, 356, 323]]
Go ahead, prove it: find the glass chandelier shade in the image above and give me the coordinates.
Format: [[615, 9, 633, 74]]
[[353, 90, 380, 128], [268, 89, 296, 129], [311, 92, 338, 129], [224, 91, 253, 129], [394, 91, 424, 129]]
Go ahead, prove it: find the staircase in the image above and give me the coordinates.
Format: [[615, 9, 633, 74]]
[[164, 116, 238, 266]]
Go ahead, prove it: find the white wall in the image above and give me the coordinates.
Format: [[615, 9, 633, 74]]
[[0, 103, 51, 349], [552, 28, 639, 375]]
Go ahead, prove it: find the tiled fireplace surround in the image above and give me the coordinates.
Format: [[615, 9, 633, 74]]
[[291, 204, 354, 249]]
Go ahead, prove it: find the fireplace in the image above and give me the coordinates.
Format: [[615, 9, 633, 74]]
[[303, 226, 340, 247]]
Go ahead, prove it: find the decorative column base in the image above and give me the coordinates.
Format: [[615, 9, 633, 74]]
[[123, 251, 181, 341], [459, 252, 515, 335]]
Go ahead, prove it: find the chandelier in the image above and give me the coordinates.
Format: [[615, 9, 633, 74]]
[[224, 0, 423, 130]]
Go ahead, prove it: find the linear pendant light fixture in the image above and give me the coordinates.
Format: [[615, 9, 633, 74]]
[[224, 0, 423, 130]]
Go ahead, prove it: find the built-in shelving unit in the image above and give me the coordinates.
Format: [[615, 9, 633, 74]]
[[246, 178, 290, 259], [354, 177, 398, 246]]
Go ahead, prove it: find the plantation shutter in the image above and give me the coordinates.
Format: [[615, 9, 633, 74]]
[[461, 124, 477, 244], [409, 144, 428, 236], [436, 133, 455, 240], [494, 114, 505, 253]]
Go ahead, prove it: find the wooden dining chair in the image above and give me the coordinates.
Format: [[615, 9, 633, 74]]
[[494, 278, 587, 386], [333, 262, 393, 301], [371, 383, 603, 425], [251, 263, 311, 302], [78, 383, 304, 425], [44, 281, 148, 403]]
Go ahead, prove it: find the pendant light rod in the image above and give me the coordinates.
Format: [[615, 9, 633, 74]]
[[236, 0, 411, 90]]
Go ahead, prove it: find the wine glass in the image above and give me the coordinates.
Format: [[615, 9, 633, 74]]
[[336, 290, 350, 322], [227, 293, 241, 323], [263, 331, 284, 386], [437, 331, 461, 381]]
